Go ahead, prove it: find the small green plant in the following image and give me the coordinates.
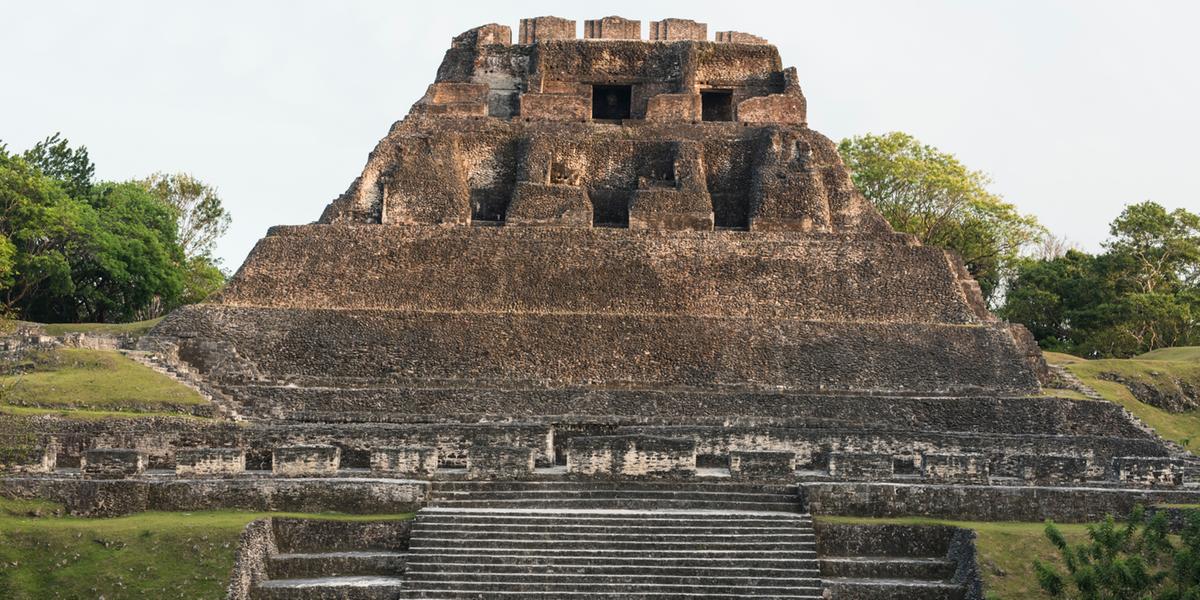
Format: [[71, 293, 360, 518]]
[[1035, 505, 1200, 599]]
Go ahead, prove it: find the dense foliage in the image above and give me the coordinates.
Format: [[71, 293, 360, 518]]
[[1036, 506, 1200, 599], [0, 134, 228, 323], [839, 132, 1045, 303], [1002, 202, 1200, 357]]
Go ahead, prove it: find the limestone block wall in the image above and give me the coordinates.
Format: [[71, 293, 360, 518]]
[[566, 435, 696, 478], [467, 446, 535, 479], [729, 450, 795, 480], [921, 453, 989, 484], [82, 449, 145, 480], [828, 452, 893, 480], [1113, 457, 1185, 488], [1016, 454, 1089, 485], [175, 448, 245, 478], [371, 447, 439, 477], [272, 445, 340, 477]]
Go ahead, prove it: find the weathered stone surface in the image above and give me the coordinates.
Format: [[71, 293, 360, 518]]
[[729, 450, 795, 480], [649, 18, 707, 41], [584, 16, 640, 40], [467, 445, 534, 479], [566, 435, 696, 478], [828, 452, 894, 480], [272, 445, 340, 477], [1015, 453, 1089, 485], [175, 447, 245, 478], [921, 452, 989, 484], [370, 446, 438, 477], [519, 16, 575, 44], [1113, 456, 1185, 488], [82, 449, 145, 480]]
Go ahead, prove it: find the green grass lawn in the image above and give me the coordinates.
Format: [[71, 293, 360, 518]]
[[818, 516, 1089, 599], [1, 347, 208, 416], [0, 498, 413, 600], [39, 318, 163, 337], [1043, 349, 1200, 451]]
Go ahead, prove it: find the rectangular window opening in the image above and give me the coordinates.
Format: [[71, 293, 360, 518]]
[[701, 90, 734, 122], [592, 85, 632, 120]]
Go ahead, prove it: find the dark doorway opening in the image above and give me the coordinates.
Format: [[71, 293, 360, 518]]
[[701, 90, 734, 122], [592, 85, 632, 120]]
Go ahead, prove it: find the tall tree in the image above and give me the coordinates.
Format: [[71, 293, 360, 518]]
[[1104, 201, 1200, 294], [839, 132, 1045, 302], [137, 172, 231, 259], [0, 151, 78, 314], [21, 133, 95, 199]]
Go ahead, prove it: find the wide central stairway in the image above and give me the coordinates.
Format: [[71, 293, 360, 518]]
[[399, 481, 824, 599]]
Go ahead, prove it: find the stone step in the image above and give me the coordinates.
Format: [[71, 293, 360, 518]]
[[409, 539, 816, 553], [431, 498, 799, 511], [824, 577, 965, 600], [407, 547, 818, 559], [252, 576, 404, 600], [432, 489, 799, 504], [820, 556, 957, 580], [400, 580, 825, 595], [270, 519, 409, 554], [405, 553, 817, 569], [432, 481, 797, 494], [266, 551, 406, 579], [402, 561, 819, 577], [403, 570, 823, 588], [415, 510, 811, 525], [400, 592, 824, 600], [410, 527, 815, 541], [411, 524, 813, 536]]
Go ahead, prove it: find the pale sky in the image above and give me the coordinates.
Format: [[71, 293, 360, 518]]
[[3, 1, 1198, 269]]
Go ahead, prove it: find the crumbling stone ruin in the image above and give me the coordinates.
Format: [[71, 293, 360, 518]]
[[5, 16, 1200, 600]]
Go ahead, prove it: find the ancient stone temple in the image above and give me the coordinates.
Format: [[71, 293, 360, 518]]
[[7, 16, 1197, 600]]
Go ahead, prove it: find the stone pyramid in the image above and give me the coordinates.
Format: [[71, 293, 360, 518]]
[[145, 16, 1047, 423]]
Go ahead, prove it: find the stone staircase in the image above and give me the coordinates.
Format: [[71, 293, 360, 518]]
[[122, 349, 245, 421], [400, 481, 824, 599], [251, 519, 408, 600], [816, 523, 973, 600]]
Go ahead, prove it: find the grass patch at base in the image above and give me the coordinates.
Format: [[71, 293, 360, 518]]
[[0, 499, 413, 600], [818, 516, 1089, 599], [0, 347, 207, 415], [39, 318, 162, 338]]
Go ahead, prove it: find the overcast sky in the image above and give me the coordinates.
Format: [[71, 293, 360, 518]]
[[3, 0, 1198, 268]]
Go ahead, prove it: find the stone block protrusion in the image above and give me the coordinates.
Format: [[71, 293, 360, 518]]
[[1113, 457, 1185, 488], [738, 93, 807, 125], [649, 18, 708, 41], [2, 445, 57, 474], [82, 448, 146, 480], [519, 16, 576, 44], [506, 182, 593, 227], [411, 83, 490, 118], [729, 451, 796, 481], [584, 16, 641, 40], [566, 435, 697, 478], [828, 452, 894, 480], [629, 141, 714, 231], [518, 93, 590, 122], [272, 445, 341, 477], [371, 446, 440, 478], [451, 23, 512, 48], [920, 452, 989, 484], [644, 92, 701, 122], [716, 31, 768, 44], [175, 447, 245, 478], [1015, 453, 1089, 485], [467, 446, 535, 480]]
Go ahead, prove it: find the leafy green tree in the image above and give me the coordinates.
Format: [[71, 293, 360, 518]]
[[0, 151, 78, 314], [1035, 506, 1200, 599], [1105, 201, 1200, 294], [839, 131, 1045, 303], [137, 172, 231, 259], [21, 133, 95, 199]]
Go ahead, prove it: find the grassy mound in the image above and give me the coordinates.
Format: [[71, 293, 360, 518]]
[[0, 498, 413, 600], [0, 348, 207, 416], [819, 516, 1088, 599], [39, 318, 163, 337], [1138, 346, 1200, 362], [1044, 349, 1200, 450]]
